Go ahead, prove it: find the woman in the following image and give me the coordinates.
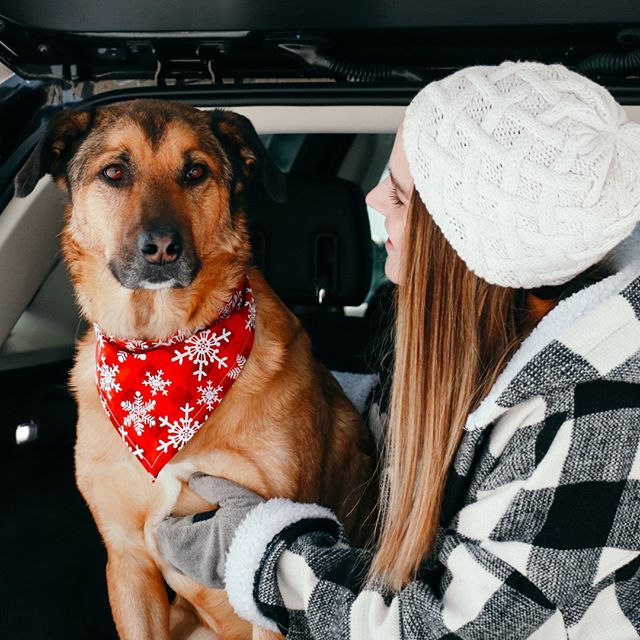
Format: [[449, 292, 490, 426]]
[[157, 61, 640, 638]]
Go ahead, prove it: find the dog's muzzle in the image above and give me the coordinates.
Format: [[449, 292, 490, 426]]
[[109, 227, 200, 290]]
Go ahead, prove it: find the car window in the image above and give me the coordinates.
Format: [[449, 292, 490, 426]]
[[0, 62, 13, 84], [367, 164, 389, 245]]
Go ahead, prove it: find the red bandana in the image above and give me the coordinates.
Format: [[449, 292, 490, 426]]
[[95, 277, 255, 479]]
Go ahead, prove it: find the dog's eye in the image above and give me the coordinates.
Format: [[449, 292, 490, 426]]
[[184, 164, 206, 183], [103, 165, 125, 182]]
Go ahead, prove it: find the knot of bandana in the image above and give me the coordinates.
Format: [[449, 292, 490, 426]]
[[95, 277, 256, 478]]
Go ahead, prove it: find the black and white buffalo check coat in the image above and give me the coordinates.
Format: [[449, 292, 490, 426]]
[[225, 248, 640, 639]]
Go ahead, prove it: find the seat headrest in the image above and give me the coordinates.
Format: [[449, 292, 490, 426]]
[[246, 176, 372, 307]]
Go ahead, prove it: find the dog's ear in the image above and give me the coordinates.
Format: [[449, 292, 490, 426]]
[[209, 110, 286, 204], [15, 108, 95, 198]]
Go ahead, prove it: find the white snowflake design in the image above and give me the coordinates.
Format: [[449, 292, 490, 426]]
[[125, 441, 144, 459], [197, 380, 224, 411], [156, 403, 202, 453], [151, 332, 187, 348], [128, 443, 145, 459], [142, 369, 173, 396], [116, 351, 146, 362], [245, 299, 256, 330], [227, 354, 247, 380], [124, 338, 149, 351], [120, 391, 156, 436], [219, 289, 244, 320], [116, 338, 148, 360], [171, 328, 232, 381], [95, 326, 108, 348], [97, 355, 121, 399]]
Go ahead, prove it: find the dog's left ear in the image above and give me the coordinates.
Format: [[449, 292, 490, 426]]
[[210, 110, 286, 204], [15, 108, 95, 198]]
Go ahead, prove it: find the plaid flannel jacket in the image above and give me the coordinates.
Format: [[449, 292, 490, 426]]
[[225, 254, 640, 639]]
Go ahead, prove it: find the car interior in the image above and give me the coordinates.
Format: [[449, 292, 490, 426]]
[[1, 1, 639, 637]]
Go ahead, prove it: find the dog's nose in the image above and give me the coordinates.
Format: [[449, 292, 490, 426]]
[[137, 230, 183, 265]]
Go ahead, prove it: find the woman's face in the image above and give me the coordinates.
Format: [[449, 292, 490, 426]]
[[365, 124, 414, 285]]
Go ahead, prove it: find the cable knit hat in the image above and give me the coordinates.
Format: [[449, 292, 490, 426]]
[[403, 61, 640, 288]]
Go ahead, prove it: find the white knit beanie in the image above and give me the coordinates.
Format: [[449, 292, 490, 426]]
[[403, 61, 640, 288]]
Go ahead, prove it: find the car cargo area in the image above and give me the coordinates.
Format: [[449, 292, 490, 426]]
[[1, 2, 640, 637]]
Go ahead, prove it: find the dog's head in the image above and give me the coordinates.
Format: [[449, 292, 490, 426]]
[[15, 100, 284, 303]]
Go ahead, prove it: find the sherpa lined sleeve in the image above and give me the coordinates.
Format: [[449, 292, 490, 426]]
[[224, 498, 565, 639], [224, 379, 640, 639]]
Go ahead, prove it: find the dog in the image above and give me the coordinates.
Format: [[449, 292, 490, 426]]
[[15, 100, 375, 640]]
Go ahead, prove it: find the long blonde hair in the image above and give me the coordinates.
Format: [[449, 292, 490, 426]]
[[368, 191, 529, 590]]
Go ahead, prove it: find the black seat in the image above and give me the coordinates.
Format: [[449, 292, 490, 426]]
[[246, 175, 380, 373]]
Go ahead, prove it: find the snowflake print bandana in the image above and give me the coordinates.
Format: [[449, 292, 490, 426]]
[[95, 277, 255, 479]]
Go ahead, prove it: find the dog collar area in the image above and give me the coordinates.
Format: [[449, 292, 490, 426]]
[[93, 277, 256, 478]]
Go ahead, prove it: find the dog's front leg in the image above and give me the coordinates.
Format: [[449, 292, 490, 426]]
[[105, 543, 171, 640]]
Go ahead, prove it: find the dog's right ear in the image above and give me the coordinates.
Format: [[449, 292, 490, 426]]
[[14, 108, 95, 198]]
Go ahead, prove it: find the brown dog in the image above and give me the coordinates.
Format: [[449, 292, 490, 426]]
[[15, 100, 375, 640]]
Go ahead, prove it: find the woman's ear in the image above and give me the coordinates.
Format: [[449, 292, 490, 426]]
[[209, 109, 286, 204], [14, 108, 95, 198]]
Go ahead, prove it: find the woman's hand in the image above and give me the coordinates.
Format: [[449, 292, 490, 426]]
[[156, 473, 265, 588]]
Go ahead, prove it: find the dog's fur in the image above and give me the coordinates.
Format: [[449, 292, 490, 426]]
[[16, 100, 375, 640]]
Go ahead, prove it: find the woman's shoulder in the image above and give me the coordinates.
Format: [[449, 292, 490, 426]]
[[465, 264, 640, 434], [448, 268, 640, 532]]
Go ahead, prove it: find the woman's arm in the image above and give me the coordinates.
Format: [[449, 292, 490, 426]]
[[158, 461, 638, 639], [225, 381, 640, 639], [158, 381, 640, 639], [225, 499, 566, 639]]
